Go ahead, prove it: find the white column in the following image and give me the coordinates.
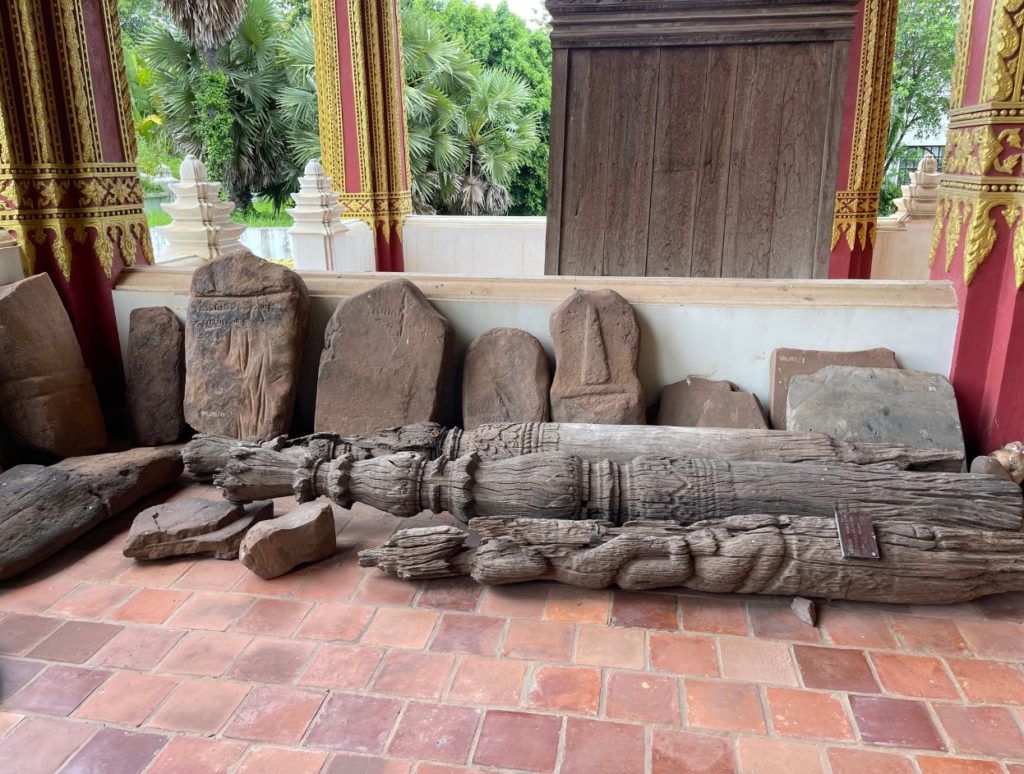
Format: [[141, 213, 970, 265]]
[[156, 155, 246, 262]]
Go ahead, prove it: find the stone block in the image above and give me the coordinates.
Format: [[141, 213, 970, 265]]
[[462, 328, 550, 430], [239, 502, 337, 579], [124, 499, 273, 560], [657, 377, 735, 426], [696, 391, 768, 430], [126, 307, 184, 446]]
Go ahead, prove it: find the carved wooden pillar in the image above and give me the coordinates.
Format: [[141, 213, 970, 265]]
[[544, 0, 856, 278], [827, 0, 899, 279], [0, 0, 152, 399], [311, 0, 412, 272], [930, 0, 1024, 452]]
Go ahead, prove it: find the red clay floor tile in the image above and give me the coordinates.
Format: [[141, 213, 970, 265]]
[[236, 746, 330, 774], [888, 614, 970, 655], [226, 637, 316, 683], [793, 644, 880, 692], [679, 595, 748, 635], [26, 620, 122, 663], [720, 635, 798, 685], [324, 752, 412, 773], [0, 716, 96, 774], [233, 597, 312, 636], [869, 652, 959, 699], [502, 619, 573, 662], [75, 671, 178, 725], [292, 564, 363, 602], [0, 656, 44, 701], [748, 600, 821, 643], [305, 692, 402, 753], [561, 717, 644, 774], [574, 624, 645, 669], [372, 650, 455, 698], [973, 590, 1024, 622], [296, 602, 374, 641], [651, 729, 735, 774], [932, 704, 1024, 758], [173, 559, 249, 592], [684, 679, 767, 734], [299, 643, 384, 691], [353, 573, 418, 606], [0, 613, 61, 655], [765, 686, 854, 741], [736, 737, 824, 774], [146, 736, 248, 774], [604, 671, 680, 724], [157, 630, 251, 676], [165, 592, 253, 631], [819, 605, 898, 648], [648, 630, 719, 676], [946, 657, 1024, 703], [415, 577, 482, 612], [91, 625, 183, 670], [479, 583, 547, 618], [472, 710, 561, 773], [849, 694, 946, 751], [544, 586, 610, 623], [387, 701, 480, 763], [429, 613, 503, 656], [956, 619, 1024, 660], [224, 685, 325, 744], [827, 747, 916, 774], [361, 607, 439, 648], [447, 656, 526, 706], [0, 578, 78, 613], [148, 677, 250, 734], [610, 590, 678, 629], [527, 664, 601, 714], [916, 756, 1005, 774], [61, 727, 167, 774], [5, 664, 110, 715], [47, 583, 134, 618], [109, 588, 191, 624]]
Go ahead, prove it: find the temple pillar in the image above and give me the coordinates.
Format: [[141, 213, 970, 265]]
[[311, 0, 412, 272], [0, 0, 151, 400], [828, 0, 899, 278], [930, 0, 1024, 452]]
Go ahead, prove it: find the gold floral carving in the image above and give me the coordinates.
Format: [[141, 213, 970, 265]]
[[944, 126, 1024, 175], [950, 0, 976, 110], [982, 0, 1024, 103], [933, 191, 1024, 287], [962, 200, 999, 283]]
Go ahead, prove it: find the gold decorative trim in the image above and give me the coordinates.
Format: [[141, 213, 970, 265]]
[[981, 0, 1024, 103], [933, 189, 1024, 287], [312, 0, 345, 189], [950, 0, 976, 109]]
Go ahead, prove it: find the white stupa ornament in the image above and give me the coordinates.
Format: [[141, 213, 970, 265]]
[[288, 159, 351, 271], [157, 154, 246, 262]]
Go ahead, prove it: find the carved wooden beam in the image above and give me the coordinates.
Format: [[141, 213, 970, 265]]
[[359, 516, 1024, 605], [212, 446, 1022, 531], [183, 420, 963, 482]]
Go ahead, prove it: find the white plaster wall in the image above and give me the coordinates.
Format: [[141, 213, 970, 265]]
[[401, 216, 546, 276], [112, 272, 958, 432], [872, 217, 933, 280]]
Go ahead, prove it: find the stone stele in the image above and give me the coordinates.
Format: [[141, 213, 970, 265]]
[[0, 273, 106, 457], [315, 278, 453, 435], [184, 249, 309, 440], [124, 498, 273, 560], [787, 366, 965, 456], [462, 327, 550, 430], [696, 391, 768, 430], [769, 347, 898, 429], [239, 502, 337, 579], [549, 289, 645, 425], [657, 377, 736, 426], [126, 306, 185, 446]]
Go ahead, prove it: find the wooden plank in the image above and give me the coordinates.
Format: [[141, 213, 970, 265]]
[[812, 40, 852, 277], [645, 48, 709, 277], [769, 42, 833, 278], [601, 48, 659, 276], [690, 46, 740, 277], [721, 45, 787, 278], [545, 48, 570, 276]]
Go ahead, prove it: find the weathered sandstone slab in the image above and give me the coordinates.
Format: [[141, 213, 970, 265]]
[[0, 447, 183, 580], [124, 498, 273, 560], [787, 366, 965, 457], [462, 328, 550, 430], [0, 274, 106, 456], [550, 289, 644, 424], [184, 249, 308, 440], [769, 347, 898, 428], [315, 278, 453, 435], [657, 377, 735, 426], [126, 307, 185, 445], [696, 391, 768, 430], [239, 502, 336, 579]]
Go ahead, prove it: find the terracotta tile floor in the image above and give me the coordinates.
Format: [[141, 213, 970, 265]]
[[3, 479, 1024, 773]]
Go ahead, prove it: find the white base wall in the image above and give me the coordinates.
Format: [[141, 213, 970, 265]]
[[113, 271, 958, 432], [401, 216, 545, 276]]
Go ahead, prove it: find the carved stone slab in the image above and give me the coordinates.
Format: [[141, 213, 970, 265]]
[[124, 498, 273, 560], [0, 274, 106, 457], [788, 366, 965, 457], [315, 278, 453, 435], [184, 249, 309, 440], [127, 307, 185, 446], [657, 377, 735, 426], [770, 347, 898, 429], [239, 502, 337, 579], [550, 289, 644, 424], [696, 391, 768, 430], [463, 328, 550, 430]]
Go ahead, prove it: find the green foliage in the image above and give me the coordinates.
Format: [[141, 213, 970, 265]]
[[230, 197, 295, 226], [886, 0, 958, 174], [118, 0, 168, 46], [401, 0, 551, 213], [878, 176, 902, 217], [195, 70, 234, 181]]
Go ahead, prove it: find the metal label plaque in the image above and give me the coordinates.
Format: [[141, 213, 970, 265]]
[[835, 510, 880, 560]]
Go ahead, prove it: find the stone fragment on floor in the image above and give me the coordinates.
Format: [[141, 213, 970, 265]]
[[462, 327, 550, 430], [769, 346, 899, 428], [315, 278, 453, 435], [126, 306, 185, 446], [184, 248, 309, 440], [786, 365, 965, 456], [124, 499, 274, 560], [0, 273, 106, 456], [0, 447, 183, 580], [550, 289, 644, 424], [240, 502, 337, 579]]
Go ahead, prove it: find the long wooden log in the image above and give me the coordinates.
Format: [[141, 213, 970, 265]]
[[183, 421, 963, 482], [212, 446, 1022, 531], [359, 516, 1024, 605]]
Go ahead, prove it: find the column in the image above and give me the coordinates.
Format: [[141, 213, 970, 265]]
[[311, 0, 412, 272], [0, 0, 152, 399], [828, 0, 900, 278], [930, 0, 1024, 452]]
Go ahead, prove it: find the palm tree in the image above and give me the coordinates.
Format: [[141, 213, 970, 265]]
[[160, 0, 248, 67]]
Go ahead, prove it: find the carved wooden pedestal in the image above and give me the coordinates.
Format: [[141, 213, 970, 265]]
[[544, 0, 857, 277]]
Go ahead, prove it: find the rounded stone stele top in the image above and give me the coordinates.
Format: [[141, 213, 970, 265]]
[[179, 154, 209, 183]]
